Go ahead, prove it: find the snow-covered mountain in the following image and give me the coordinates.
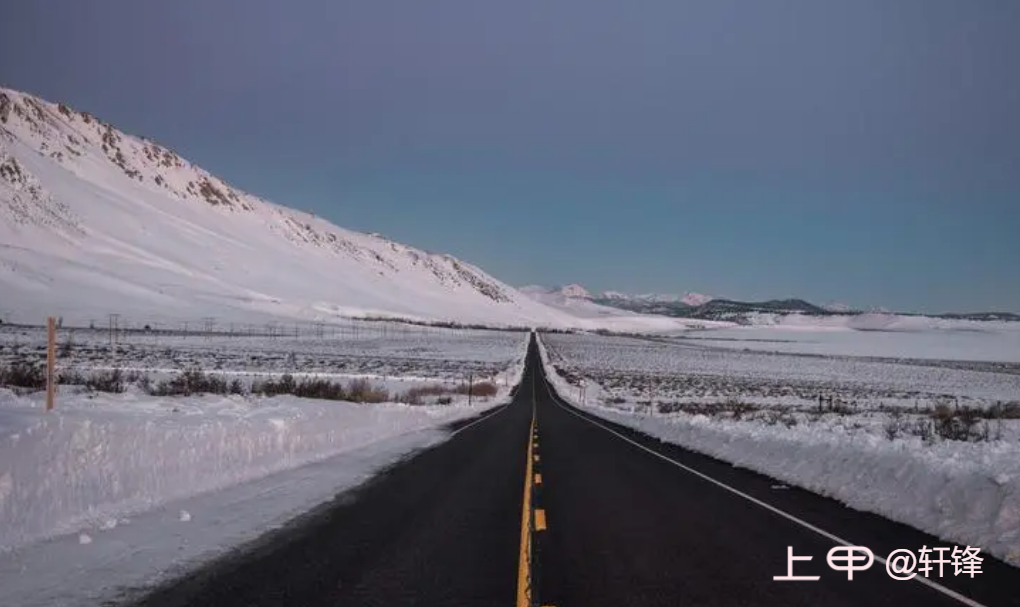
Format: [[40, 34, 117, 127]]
[[821, 301, 853, 313], [558, 284, 592, 299], [600, 290, 630, 301], [680, 292, 713, 306], [518, 285, 717, 332], [0, 87, 591, 329], [596, 290, 714, 306]]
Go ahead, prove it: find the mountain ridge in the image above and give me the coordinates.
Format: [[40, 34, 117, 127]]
[[0, 86, 583, 328]]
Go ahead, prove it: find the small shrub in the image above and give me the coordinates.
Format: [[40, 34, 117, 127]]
[[656, 400, 761, 420], [455, 381, 497, 398], [884, 419, 906, 440], [830, 400, 854, 416], [253, 373, 297, 397], [729, 401, 758, 421], [401, 384, 450, 403], [401, 390, 423, 405], [0, 361, 46, 390], [930, 405, 982, 442], [346, 378, 389, 403], [762, 409, 798, 428], [293, 378, 346, 400], [154, 368, 228, 396], [986, 402, 1020, 419], [86, 369, 125, 393], [398, 382, 498, 405], [251, 375, 390, 403], [883, 410, 906, 440], [911, 419, 936, 445], [58, 368, 88, 385]]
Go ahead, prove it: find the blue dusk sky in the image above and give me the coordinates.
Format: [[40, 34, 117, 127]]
[[2, 0, 1018, 313]]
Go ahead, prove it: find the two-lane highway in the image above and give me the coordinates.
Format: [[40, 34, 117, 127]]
[[132, 334, 1020, 607], [132, 359, 535, 607]]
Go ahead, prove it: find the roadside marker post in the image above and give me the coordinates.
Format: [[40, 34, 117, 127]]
[[46, 316, 56, 411]]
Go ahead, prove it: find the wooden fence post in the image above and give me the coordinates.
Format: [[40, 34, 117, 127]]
[[46, 316, 56, 411]]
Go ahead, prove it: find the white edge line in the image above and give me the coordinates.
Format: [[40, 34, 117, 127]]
[[538, 365, 989, 607], [449, 400, 511, 437], [450, 365, 528, 437]]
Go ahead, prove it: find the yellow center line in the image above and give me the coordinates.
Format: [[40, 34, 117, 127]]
[[516, 409, 536, 607], [535, 509, 547, 531]]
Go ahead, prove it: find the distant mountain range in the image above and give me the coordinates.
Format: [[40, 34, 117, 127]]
[[600, 290, 714, 307], [528, 285, 1020, 324]]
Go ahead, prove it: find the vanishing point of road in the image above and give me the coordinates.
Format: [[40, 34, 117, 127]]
[[131, 335, 1020, 607]]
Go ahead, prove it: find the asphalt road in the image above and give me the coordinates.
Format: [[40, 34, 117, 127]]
[[131, 335, 1020, 607]]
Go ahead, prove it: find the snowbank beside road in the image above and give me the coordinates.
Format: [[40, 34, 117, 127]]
[[0, 428, 454, 607], [0, 375, 516, 553], [535, 335, 1020, 567]]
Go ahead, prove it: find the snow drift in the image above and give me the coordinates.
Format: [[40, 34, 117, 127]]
[[0, 372, 520, 553]]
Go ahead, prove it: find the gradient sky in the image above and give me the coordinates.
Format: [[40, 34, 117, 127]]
[[2, 1, 1018, 313]]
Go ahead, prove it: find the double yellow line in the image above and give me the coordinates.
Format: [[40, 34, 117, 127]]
[[518, 367, 552, 607]]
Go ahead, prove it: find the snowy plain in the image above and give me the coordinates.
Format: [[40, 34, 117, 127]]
[[542, 332, 1020, 406], [537, 332, 1020, 568], [0, 322, 526, 383], [0, 328, 527, 605], [678, 317, 1020, 364]]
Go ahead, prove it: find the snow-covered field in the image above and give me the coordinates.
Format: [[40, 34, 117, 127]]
[[0, 322, 525, 384], [538, 332, 1020, 567], [0, 328, 527, 605], [542, 332, 1020, 407], [679, 318, 1020, 363]]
